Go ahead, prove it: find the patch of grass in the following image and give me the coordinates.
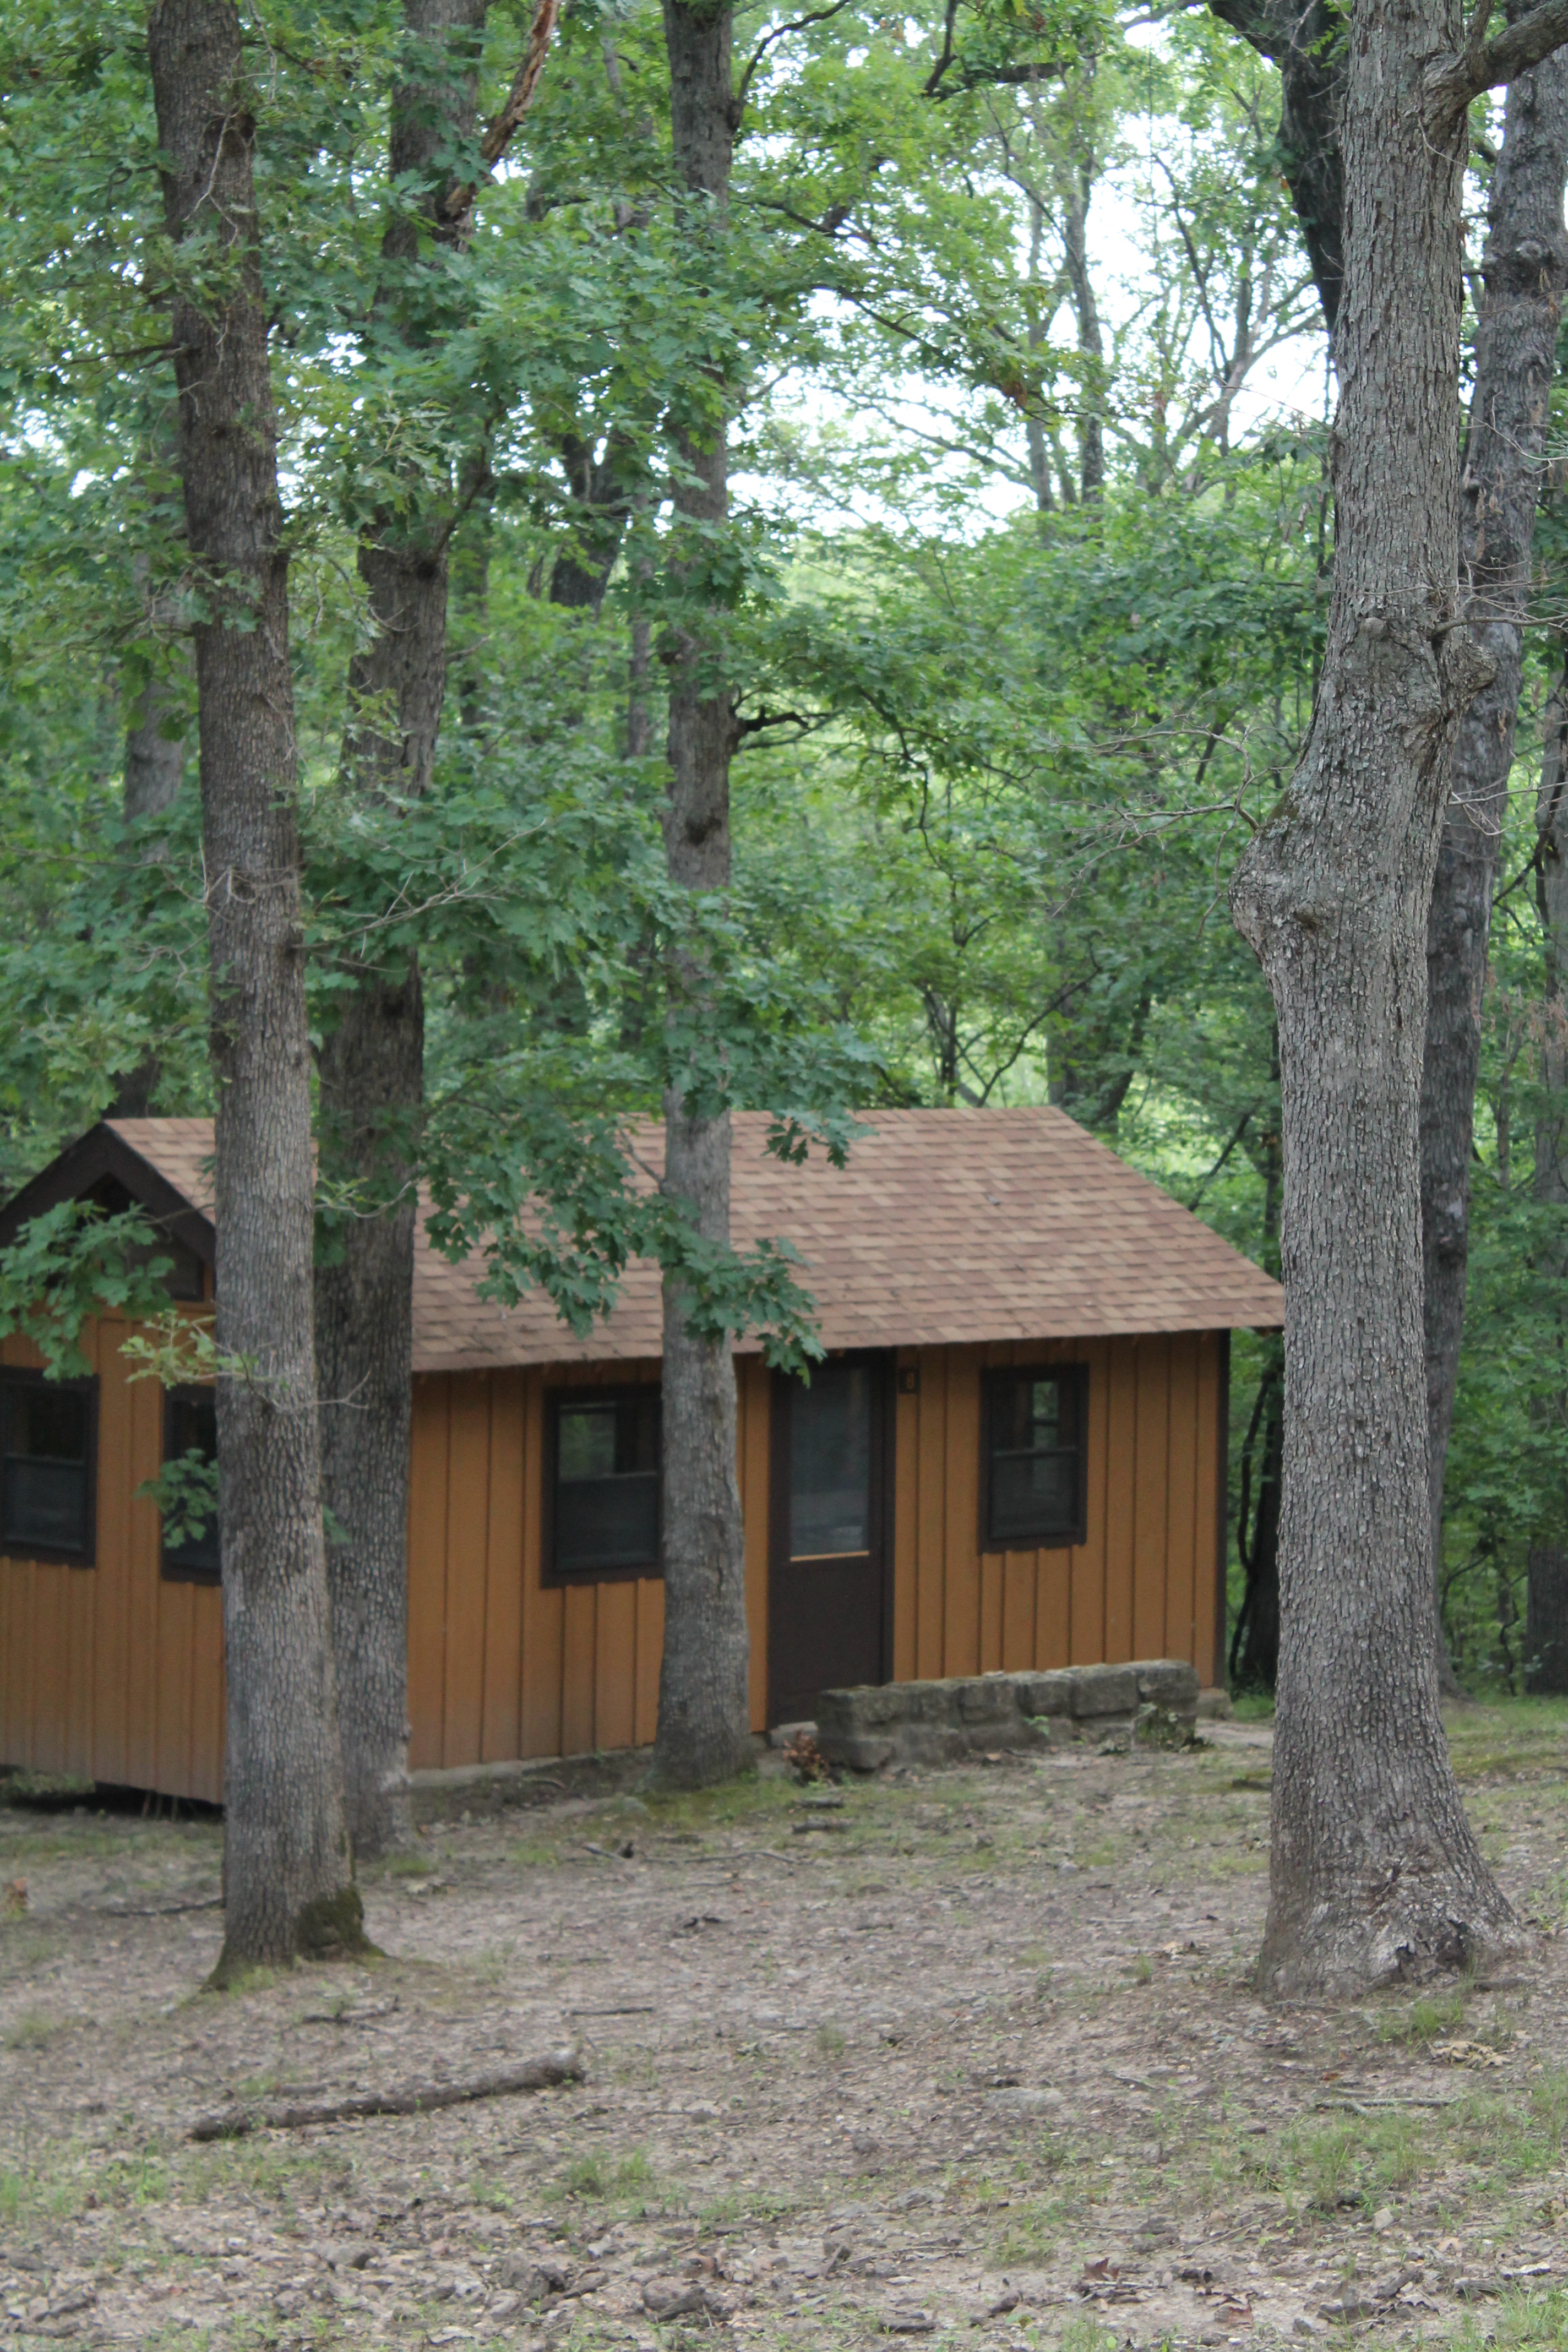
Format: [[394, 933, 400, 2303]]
[[815, 2022, 847, 2059], [468, 2171, 513, 2211], [508, 1837, 561, 1869], [385, 1852, 433, 1878], [199, 1961, 288, 1999], [992, 2195, 1068, 2266], [1127, 1952, 1153, 1985], [1054, 2318, 1120, 2352], [1229, 1692, 1275, 1722], [1452, 2288, 1568, 2346], [1445, 2075, 1568, 2185], [557, 2148, 661, 2207], [3, 2004, 61, 2050], [697, 2184, 798, 2232], [1377, 1988, 1467, 2046], [0, 1770, 96, 1806]]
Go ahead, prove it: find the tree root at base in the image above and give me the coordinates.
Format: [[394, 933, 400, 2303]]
[[189, 2046, 581, 2139]]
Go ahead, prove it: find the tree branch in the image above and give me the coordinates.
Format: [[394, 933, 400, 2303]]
[[1427, 0, 1568, 128], [191, 2048, 582, 2140], [736, 0, 856, 108], [442, 0, 563, 222]]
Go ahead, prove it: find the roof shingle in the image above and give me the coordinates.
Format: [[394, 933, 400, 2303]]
[[97, 1108, 1281, 1370]]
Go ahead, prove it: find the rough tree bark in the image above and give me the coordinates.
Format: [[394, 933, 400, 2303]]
[[1529, 657, 1568, 1689], [1227, 0, 1531, 1992], [1419, 40, 1568, 1695], [146, 0, 362, 1972], [651, 0, 752, 1789], [316, 0, 487, 1862], [1215, 0, 1568, 1696], [1230, 1053, 1283, 1691]]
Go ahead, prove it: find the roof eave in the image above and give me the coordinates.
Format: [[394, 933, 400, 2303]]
[[0, 1121, 216, 1267]]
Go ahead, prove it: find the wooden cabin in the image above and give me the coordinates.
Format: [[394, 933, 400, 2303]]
[[0, 1111, 1282, 1803]]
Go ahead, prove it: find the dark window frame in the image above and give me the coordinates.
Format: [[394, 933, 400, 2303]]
[[0, 1364, 98, 1568], [542, 1383, 662, 1588], [979, 1362, 1088, 1553], [160, 1384, 220, 1587]]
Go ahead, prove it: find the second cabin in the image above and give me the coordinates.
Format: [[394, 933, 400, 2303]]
[[0, 1108, 1282, 1802]]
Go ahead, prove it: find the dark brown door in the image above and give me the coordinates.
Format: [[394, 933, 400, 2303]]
[[768, 1355, 890, 1725]]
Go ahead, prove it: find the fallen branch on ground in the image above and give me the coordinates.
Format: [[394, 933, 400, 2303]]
[[189, 2047, 581, 2140]]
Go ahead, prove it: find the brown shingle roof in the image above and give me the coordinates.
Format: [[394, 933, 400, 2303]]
[[92, 1109, 1280, 1370]]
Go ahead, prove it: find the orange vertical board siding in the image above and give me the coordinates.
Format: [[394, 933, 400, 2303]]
[[560, 1582, 597, 1755], [941, 1349, 983, 1678], [0, 1561, 21, 1765], [93, 1319, 133, 1787], [63, 1321, 98, 1778], [123, 1338, 167, 1791], [442, 1378, 494, 1767], [1001, 1553, 1035, 1671], [1066, 1337, 1109, 1663], [519, 1374, 565, 1760], [406, 1377, 450, 1768], [1193, 1333, 1222, 1685], [914, 1351, 946, 1681], [32, 1566, 68, 1774], [741, 1357, 770, 1732], [1132, 1337, 1170, 1661], [891, 1357, 919, 1683], [481, 1372, 526, 1765], [594, 1579, 638, 1754], [1163, 1335, 1200, 1664], [978, 1553, 1004, 1674], [634, 1577, 664, 1748], [155, 1571, 195, 1797], [1101, 1340, 1137, 1661], [189, 1589, 225, 1806]]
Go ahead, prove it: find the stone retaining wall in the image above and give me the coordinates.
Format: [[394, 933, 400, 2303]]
[[814, 1659, 1200, 1772]]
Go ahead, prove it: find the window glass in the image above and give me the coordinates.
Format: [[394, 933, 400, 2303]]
[[791, 1360, 872, 1556], [986, 1369, 1082, 1545], [553, 1392, 660, 1577], [163, 1389, 220, 1582], [1, 1379, 91, 1558]]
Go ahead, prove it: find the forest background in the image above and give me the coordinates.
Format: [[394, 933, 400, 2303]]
[[0, 0, 1557, 1697]]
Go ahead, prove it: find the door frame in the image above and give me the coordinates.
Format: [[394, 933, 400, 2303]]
[[766, 1349, 896, 1724]]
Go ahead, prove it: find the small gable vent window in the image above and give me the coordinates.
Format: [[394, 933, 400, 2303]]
[[0, 1369, 96, 1565], [161, 1386, 220, 1585], [546, 1387, 660, 1583], [982, 1365, 1087, 1550]]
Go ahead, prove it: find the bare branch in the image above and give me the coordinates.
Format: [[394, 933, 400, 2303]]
[[442, 0, 563, 222], [1427, 0, 1568, 128], [736, 0, 856, 108]]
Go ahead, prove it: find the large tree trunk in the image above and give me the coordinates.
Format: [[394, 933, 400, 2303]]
[[147, 0, 362, 1974], [651, 0, 752, 1789], [1228, 0, 1520, 1995], [1229, 1038, 1284, 1690], [316, 0, 486, 1861], [1530, 657, 1568, 1688], [1420, 37, 1568, 1700]]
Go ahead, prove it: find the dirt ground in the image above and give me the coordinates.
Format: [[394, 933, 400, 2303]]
[[7, 1705, 1568, 2352]]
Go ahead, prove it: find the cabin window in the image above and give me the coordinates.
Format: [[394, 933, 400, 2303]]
[[982, 1365, 1087, 1549], [0, 1368, 96, 1565], [161, 1386, 220, 1585], [546, 1386, 660, 1583]]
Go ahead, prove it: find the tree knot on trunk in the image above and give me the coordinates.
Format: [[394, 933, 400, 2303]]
[[1436, 625, 1496, 725]]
